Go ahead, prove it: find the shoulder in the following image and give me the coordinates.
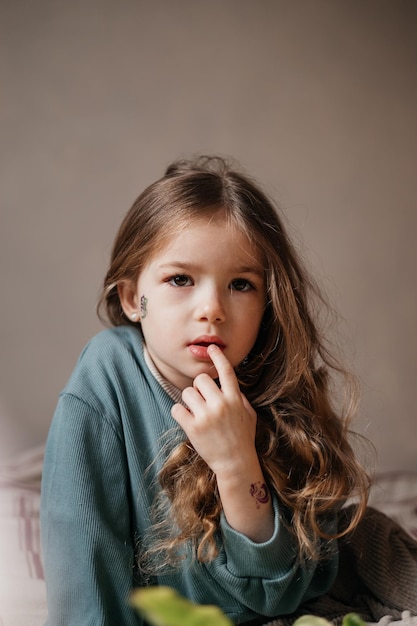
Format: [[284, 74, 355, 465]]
[[72, 325, 147, 377], [54, 325, 176, 457], [62, 325, 146, 406], [80, 325, 144, 360]]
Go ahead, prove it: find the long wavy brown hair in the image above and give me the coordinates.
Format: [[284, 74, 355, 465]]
[[97, 155, 372, 569]]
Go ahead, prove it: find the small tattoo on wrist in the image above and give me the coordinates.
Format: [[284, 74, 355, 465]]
[[249, 482, 269, 509], [140, 294, 148, 319]]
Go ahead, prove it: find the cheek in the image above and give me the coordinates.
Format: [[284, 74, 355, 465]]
[[246, 309, 265, 347], [246, 300, 265, 329], [139, 301, 168, 335]]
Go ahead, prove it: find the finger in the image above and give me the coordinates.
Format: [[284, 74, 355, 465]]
[[241, 392, 257, 420], [182, 385, 208, 412], [191, 372, 219, 398], [171, 402, 192, 428], [207, 344, 240, 394]]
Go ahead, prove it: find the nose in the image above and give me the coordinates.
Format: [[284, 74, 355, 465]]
[[194, 285, 226, 323]]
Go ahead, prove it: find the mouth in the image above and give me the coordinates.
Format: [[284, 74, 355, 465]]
[[188, 336, 226, 360], [189, 336, 226, 348]]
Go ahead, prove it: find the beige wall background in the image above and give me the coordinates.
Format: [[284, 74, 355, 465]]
[[1, 0, 416, 471]]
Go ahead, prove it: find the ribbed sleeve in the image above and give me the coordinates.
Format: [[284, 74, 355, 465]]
[[41, 394, 143, 625]]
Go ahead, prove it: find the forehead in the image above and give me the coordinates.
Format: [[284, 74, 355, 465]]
[[151, 215, 263, 267]]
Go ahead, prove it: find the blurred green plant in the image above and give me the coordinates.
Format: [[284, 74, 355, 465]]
[[294, 615, 366, 626], [131, 586, 366, 626], [131, 586, 233, 626]]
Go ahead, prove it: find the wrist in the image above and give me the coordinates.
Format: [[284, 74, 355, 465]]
[[213, 453, 262, 485]]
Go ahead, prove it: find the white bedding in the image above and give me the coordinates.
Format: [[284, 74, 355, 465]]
[[0, 446, 45, 626], [0, 447, 416, 626]]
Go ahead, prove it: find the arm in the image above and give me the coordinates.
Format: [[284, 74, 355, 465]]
[[171, 345, 338, 617], [41, 394, 142, 626], [206, 500, 338, 617], [171, 344, 273, 543]]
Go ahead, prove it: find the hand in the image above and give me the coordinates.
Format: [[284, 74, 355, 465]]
[[172, 345, 274, 541], [171, 345, 258, 476]]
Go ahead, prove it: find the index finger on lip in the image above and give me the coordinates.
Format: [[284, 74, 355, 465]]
[[207, 344, 239, 391]]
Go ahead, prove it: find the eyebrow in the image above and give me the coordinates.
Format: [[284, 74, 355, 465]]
[[157, 261, 264, 277]]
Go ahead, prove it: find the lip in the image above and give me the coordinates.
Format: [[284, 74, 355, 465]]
[[188, 335, 226, 360]]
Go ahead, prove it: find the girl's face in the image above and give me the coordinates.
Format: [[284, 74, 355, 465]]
[[120, 214, 266, 390]]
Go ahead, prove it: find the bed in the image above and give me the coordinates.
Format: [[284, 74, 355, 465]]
[[0, 446, 416, 626]]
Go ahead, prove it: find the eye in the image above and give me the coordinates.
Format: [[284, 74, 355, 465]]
[[230, 278, 254, 292], [168, 274, 193, 287]]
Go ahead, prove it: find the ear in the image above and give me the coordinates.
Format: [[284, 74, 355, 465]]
[[118, 280, 140, 321]]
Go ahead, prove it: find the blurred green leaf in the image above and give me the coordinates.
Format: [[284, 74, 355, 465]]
[[130, 586, 234, 626], [294, 616, 332, 626], [293, 613, 366, 626], [342, 614, 367, 626]]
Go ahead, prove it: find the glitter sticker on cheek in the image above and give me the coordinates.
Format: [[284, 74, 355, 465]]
[[140, 294, 148, 319]]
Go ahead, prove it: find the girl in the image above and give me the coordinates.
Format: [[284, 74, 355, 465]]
[[40, 155, 370, 626]]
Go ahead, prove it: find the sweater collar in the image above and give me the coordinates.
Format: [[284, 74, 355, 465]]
[[143, 345, 184, 405]]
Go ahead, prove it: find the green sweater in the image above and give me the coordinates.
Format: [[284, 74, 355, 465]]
[[40, 326, 338, 625]]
